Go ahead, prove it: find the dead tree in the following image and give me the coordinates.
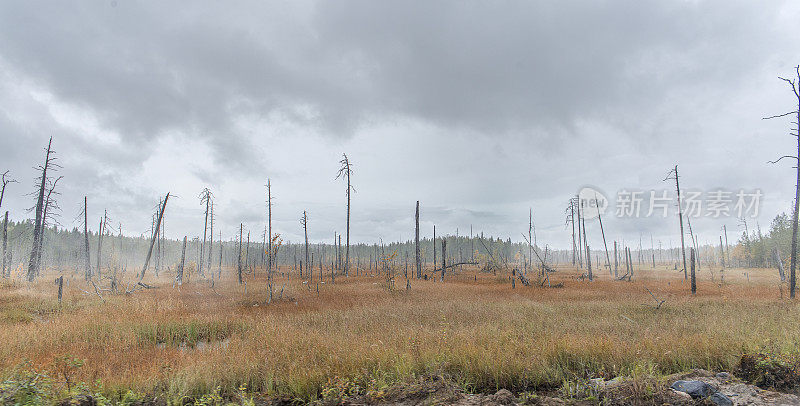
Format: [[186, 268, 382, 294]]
[[690, 248, 696, 294], [218, 230, 223, 278], [266, 234, 281, 304], [595, 194, 611, 275], [415, 201, 421, 279], [301, 211, 309, 279], [432, 225, 436, 274], [246, 231, 250, 270], [238, 223, 243, 284], [138, 193, 169, 282], [27, 137, 57, 281], [2, 211, 7, 278], [764, 66, 800, 298], [207, 201, 214, 274], [267, 179, 273, 274], [96, 209, 108, 279], [665, 166, 688, 279], [55, 275, 63, 304], [199, 188, 212, 278], [440, 239, 447, 281], [613, 241, 618, 278], [176, 236, 187, 286], [586, 245, 592, 280], [82, 197, 92, 280], [575, 195, 584, 268], [0, 171, 18, 209], [36, 175, 62, 276], [774, 247, 785, 282], [566, 199, 577, 267], [528, 208, 533, 276], [336, 154, 354, 275], [628, 247, 634, 279]]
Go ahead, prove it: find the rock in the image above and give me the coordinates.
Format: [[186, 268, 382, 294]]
[[668, 388, 694, 401], [708, 392, 734, 406], [670, 380, 715, 399], [715, 372, 730, 380], [492, 389, 515, 403], [484, 389, 515, 405]]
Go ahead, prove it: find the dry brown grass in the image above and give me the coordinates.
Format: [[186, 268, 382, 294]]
[[0, 264, 798, 401]]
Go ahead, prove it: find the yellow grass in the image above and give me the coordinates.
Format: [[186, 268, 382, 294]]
[[0, 265, 798, 401]]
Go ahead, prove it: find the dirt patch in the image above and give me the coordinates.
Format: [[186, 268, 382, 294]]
[[738, 354, 800, 394]]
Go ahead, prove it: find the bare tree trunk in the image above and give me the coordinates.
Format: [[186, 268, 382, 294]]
[[27, 137, 53, 281], [218, 233, 223, 279], [792, 89, 800, 298], [83, 197, 91, 280], [628, 247, 634, 279], [432, 225, 436, 275], [528, 208, 533, 276], [302, 211, 309, 279], [415, 201, 421, 279], [238, 223, 243, 284], [2, 211, 7, 278], [596, 198, 611, 275], [586, 245, 592, 280], [96, 215, 104, 279], [576, 197, 583, 268], [672, 165, 688, 279], [690, 247, 696, 294], [177, 236, 187, 285], [208, 202, 214, 274], [613, 241, 618, 278], [200, 204, 207, 277], [267, 179, 272, 274], [440, 239, 446, 282], [337, 155, 353, 276], [140, 193, 169, 281], [571, 201, 576, 267], [774, 247, 785, 282]]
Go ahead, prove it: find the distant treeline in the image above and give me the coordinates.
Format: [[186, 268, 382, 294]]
[[1, 212, 794, 279]]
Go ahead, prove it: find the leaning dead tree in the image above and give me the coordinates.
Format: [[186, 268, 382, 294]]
[[764, 65, 800, 299], [27, 137, 58, 281], [336, 154, 354, 275], [138, 193, 169, 283], [664, 165, 688, 280]]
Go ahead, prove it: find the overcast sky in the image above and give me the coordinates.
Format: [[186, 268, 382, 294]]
[[1, 1, 799, 249]]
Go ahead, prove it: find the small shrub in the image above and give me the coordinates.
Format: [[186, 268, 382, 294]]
[[738, 353, 800, 392], [0, 362, 53, 406]]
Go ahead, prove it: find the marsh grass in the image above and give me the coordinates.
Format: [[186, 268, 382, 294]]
[[0, 265, 797, 402]]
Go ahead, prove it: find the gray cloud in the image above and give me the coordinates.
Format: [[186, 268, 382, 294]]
[[0, 0, 798, 248]]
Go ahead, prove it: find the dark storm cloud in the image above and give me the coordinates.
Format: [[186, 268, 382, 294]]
[[1, 1, 780, 147]]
